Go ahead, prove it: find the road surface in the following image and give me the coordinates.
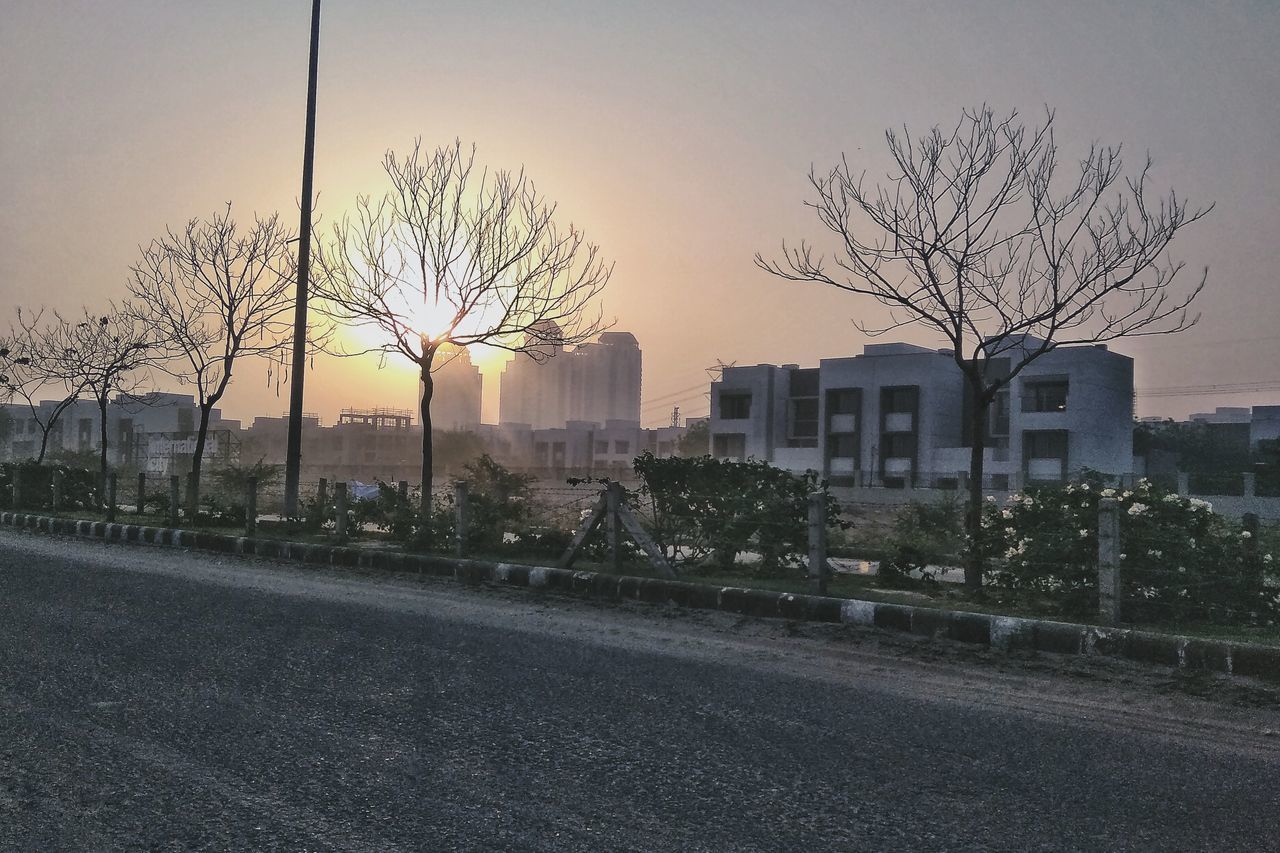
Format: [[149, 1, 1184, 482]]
[[1, 528, 1278, 851]]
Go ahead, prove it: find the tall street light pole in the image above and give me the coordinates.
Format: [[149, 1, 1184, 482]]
[[284, 0, 322, 519]]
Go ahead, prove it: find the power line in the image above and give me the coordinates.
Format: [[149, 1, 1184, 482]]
[[1136, 381, 1280, 399]]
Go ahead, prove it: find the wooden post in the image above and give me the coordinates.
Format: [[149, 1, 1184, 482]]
[[453, 480, 468, 557], [334, 481, 348, 541], [808, 491, 828, 595], [245, 475, 258, 537], [51, 469, 64, 512], [1097, 497, 1121, 625], [105, 473, 117, 522], [168, 475, 180, 527], [137, 472, 147, 515], [606, 481, 623, 572]]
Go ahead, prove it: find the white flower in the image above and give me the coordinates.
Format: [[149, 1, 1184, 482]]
[[1241, 530, 1253, 539], [1001, 508, 1014, 520], [1121, 490, 1134, 499], [1004, 527, 1016, 536], [1120, 553, 1127, 561], [1021, 495, 1034, 508], [1188, 538, 1196, 548], [1177, 565, 1186, 573], [1189, 497, 1213, 512], [1079, 529, 1089, 539], [1138, 585, 1159, 599], [1147, 549, 1162, 558], [1138, 478, 1151, 488], [1100, 488, 1117, 498], [1264, 554, 1274, 564], [1127, 503, 1149, 516], [1079, 483, 1091, 491], [985, 495, 997, 503]]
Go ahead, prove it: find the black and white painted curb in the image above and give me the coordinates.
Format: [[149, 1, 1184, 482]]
[[5, 510, 1279, 683]]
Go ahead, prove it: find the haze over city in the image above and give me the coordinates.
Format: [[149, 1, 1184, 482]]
[[3, 0, 1278, 426]]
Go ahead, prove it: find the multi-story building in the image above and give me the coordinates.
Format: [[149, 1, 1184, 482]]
[[0, 392, 241, 474], [241, 408, 422, 486], [420, 345, 483, 432], [498, 331, 642, 429], [709, 340, 1134, 489], [477, 418, 687, 477]]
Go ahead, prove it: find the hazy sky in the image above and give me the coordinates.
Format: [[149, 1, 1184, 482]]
[[3, 0, 1278, 426]]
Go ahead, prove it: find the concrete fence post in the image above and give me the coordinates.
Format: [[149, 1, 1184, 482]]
[[606, 481, 623, 572], [1177, 471, 1190, 496], [105, 473, 117, 522], [453, 480, 468, 557], [334, 482, 348, 541], [808, 491, 828, 595], [398, 480, 408, 501], [314, 478, 328, 525], [51, 469, 64, 512], [137, 472, 147, 515], [168, 476, 180, 527], [1097, 497, 1121, 626], [1243, 472, 1257, 499], [11, 468, 21, 510], [245, 475, 258, 537]]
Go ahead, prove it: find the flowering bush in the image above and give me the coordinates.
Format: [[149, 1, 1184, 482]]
[[982, 479, 1277, 624]]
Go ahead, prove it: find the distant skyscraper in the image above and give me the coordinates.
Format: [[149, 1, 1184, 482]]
[[423, 345, 483, 431], [498, 331, 642, 429]]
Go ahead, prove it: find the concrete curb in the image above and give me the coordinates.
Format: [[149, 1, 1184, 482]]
[[5, 510, 1279, 683]]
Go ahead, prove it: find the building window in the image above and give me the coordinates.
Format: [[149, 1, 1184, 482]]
[[614, 440, 630, 454], [719, 393, 751, 420], [828, 389, 860, 415], [883, 387, 917, 414], [1024, 430, 1068, 459], [991, 390, 1010, 436], [883, 433, 915, 458], [712, 433, 747, 459], [829, 433, 858, 458], [788, 398, 819, 447], [1023, 379, 1069, 412], [595, 440, 609, 454]]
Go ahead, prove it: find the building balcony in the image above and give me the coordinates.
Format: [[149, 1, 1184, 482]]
[[829, 457, 858, 475], [884, 413, 913, 432], [828, 414, 858, 433]]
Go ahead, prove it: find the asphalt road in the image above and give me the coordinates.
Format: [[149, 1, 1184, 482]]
[[1, 529, 1279, 852]]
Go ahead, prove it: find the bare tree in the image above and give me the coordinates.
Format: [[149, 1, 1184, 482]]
[[315, 139, 612, 532], [42, 304, 155, 488], [757, 107, 1211, 587], [1, 308, 90, 464], [128, 205, 297, 516]]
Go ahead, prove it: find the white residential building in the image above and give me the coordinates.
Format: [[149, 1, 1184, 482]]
[[709, 340, 1134, 489]]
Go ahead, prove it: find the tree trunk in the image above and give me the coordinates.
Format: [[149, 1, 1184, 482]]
[[35, 428, 50, 465], [964, 391, 988, 589], [188, 404, 214, 518], [98, 394, 110, 504], [419, 363, 435, 539]]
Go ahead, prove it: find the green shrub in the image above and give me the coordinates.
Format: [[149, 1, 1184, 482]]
[[879, 499, 963, 587], [983, 479, 1278, 624], [631, 452, 841, 577]]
